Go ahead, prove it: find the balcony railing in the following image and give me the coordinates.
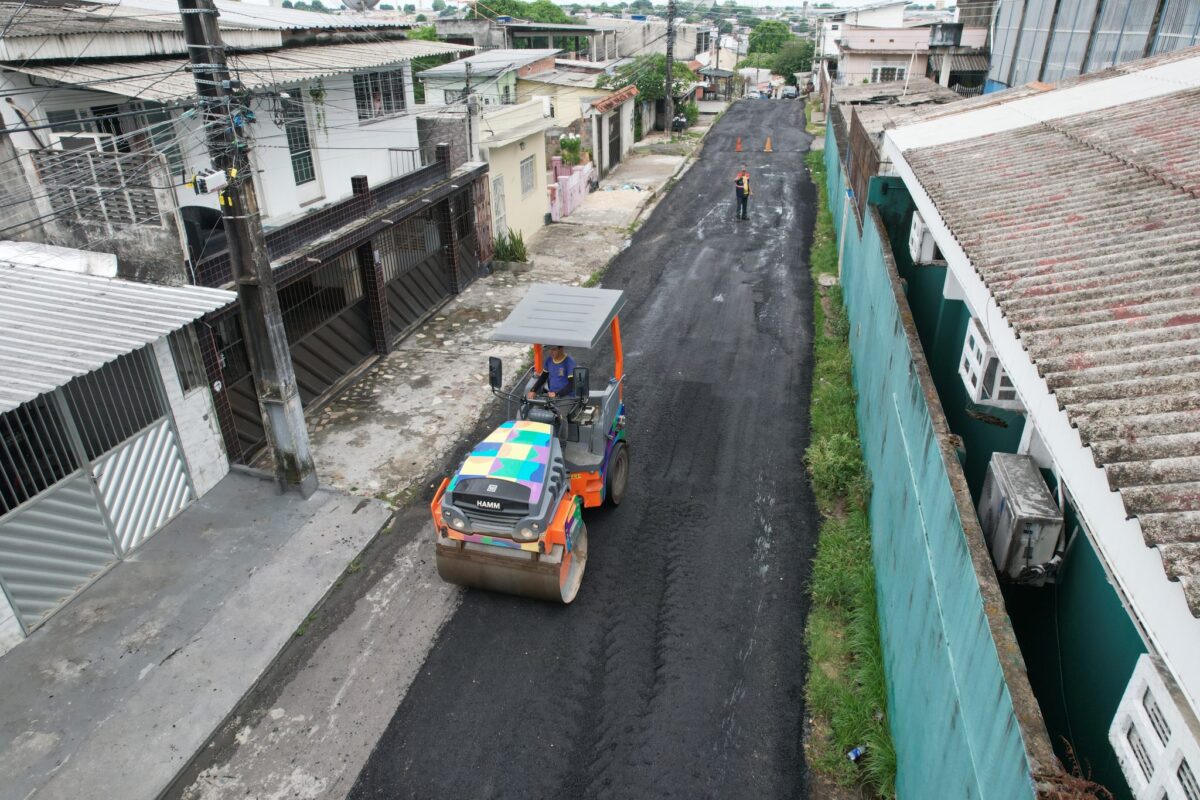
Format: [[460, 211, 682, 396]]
[[194, 159, 450, 288]]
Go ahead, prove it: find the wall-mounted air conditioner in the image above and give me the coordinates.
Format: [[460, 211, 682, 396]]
[[978, 452, 1063, 585], [958, 317, 1023, 410], [1110, 654, 1200, 800], [908, 210, 940, 265]]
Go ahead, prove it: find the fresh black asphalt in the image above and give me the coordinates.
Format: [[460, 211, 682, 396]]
[[350, 98, 820, 800]]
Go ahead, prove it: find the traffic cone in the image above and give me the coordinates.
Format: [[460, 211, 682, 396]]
[[735, 136, 743, 152], [764, 137, 773, 153]]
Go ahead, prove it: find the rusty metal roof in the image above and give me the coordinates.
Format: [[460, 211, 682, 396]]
[[904, 86, 1200, 615], [3, 39, 472, 101]]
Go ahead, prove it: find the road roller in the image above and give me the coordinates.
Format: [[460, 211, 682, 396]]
[[430, 284, 630, 604]]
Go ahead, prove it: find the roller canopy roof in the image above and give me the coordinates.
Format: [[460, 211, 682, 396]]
[[489, 285, 625, 350]]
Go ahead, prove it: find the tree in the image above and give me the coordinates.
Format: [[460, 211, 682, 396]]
[[409, 24, 439, 39], [772, 38, 813, 82], [749, 19, 790, 53], [404, 3, 416, 10], [718, 19, 732, 33], [415, 12, 427, 20], [438, 5, 455, 15], [308, 0, 330, 11], [735, 53, 774, 69], [737, 14, 759, 28], [474, 0, 578, 23], [597, 53, 697, 102], [379, 3, 394, 9], [432, 0, 445, 8], [281, 0, 293, 6], [629, 0, 651, 9]]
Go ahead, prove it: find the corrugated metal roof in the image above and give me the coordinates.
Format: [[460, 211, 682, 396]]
[[3, 39, 472, 101], [418, 48, 558, 78], [903, 86, 1200, 615], [518, 68, 599, 88], [927, 53, 990, 72], [0, 260, 235, 413], [0, 0, 404, 38], [99, 0, 408, 31], [832, 76, 960, 106]]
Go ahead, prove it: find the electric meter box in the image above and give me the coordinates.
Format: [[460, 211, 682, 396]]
[[978, 452, 1063, 584]]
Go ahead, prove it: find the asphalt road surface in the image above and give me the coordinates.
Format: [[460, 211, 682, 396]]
[[349, 99, 819, 799]]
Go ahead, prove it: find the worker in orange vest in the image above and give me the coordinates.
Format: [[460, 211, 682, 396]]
[[734, 165, 751, 221]]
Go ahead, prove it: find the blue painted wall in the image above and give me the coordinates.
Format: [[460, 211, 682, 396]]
[[823, 128, 1039, 800]]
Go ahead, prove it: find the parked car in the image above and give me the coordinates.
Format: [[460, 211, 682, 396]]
[[781, 86, 799, 99]]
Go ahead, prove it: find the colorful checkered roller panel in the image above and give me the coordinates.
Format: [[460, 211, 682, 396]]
[[448, 420, 554, 504]]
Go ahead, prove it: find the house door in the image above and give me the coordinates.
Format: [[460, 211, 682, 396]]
[[280, 88, 324, 205], [607, 112, 621, 169]]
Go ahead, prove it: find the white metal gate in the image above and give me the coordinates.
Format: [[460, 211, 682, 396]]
[[0, 347, 194, 632]]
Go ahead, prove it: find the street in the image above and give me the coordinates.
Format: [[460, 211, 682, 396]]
[[351, 99, 818, 799]]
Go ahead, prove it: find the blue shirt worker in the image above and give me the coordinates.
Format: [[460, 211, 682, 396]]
[[529, 345, 576, 398]]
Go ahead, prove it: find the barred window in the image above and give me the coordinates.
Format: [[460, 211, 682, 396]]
[[354, 70, 406, 120], [520, 155, 535, 196], [280, 88, 316, 186], [168, 325, 206, 393]]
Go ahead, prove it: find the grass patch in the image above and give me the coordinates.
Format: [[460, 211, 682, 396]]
[[804, 147, 895, 798], [581, 268, 605, 288], [294, 612, 317, 637]]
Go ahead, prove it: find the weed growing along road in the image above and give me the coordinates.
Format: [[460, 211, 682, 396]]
[[803, 147, 897, 798]]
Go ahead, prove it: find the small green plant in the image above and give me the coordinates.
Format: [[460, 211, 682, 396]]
[[806, 431, 869, 510], [494, 230, 528, 263], [683, 100, 699, 126], [295, 612, 317, 637], [560, 133, 582, 166]]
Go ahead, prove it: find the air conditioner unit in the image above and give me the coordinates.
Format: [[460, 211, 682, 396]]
[[49, 131, 116, 152], [1110, 654, 1200, 800], [978, 452, 1063, 585], [958, 317, 1023, 410], [908, 210, 939, 264]]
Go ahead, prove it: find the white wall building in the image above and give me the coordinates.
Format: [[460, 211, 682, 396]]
[[0, 245, 235, 655]]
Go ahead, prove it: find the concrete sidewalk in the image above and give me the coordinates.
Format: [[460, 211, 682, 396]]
[[0, 471, 390, 800]]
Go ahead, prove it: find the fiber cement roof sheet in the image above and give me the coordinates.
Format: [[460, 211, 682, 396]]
[[904, 85, 1200, 614]]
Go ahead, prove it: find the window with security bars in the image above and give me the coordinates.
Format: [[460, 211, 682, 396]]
[[278, 250, 365, 343], [281, 88, 316, 186], [378, 214, 441, 283], [31, 149, 164, 231], [61, 348, 164, 461], [871, 65, 906, 82], [168, 326, 206, 393], [0, 396, 80, 516], [354, 70, 407, 120], [520, 156, 535, 196]]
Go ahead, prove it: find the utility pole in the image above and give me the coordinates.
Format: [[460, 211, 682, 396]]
[[664, 0, 677, 136], [177, 0, 318, 497]]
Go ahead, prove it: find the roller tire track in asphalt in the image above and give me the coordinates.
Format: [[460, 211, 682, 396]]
[[349, 98, 819, 800]]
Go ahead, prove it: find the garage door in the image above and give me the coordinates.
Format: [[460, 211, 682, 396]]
[[0, 348, 194, 632], [377, 215, 453, 343]]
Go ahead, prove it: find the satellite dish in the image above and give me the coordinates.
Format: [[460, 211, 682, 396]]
[[342, 0, 381, 9]]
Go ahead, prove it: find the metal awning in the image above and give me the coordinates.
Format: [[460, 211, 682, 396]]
[[1, 39, 472, 102], [489, 285, 626, 350], [0, 259, 235, 413], [928, 53, 990, 73]]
